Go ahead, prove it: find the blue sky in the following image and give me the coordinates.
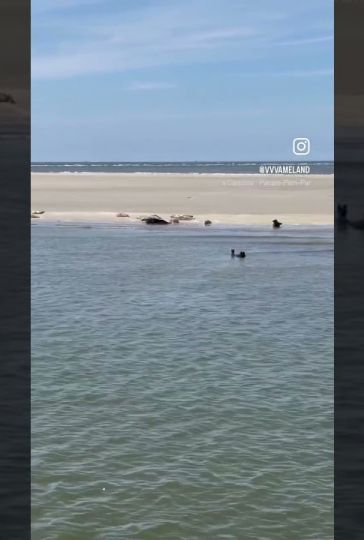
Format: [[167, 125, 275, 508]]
[[32, 0, 333, 161]]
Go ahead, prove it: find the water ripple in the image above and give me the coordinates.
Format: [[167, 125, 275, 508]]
[[32, 226, 333, 539]]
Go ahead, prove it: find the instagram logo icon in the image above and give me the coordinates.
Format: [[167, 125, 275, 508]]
[[293, 138, 310, 155]]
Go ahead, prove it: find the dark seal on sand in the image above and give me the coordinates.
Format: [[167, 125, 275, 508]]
[[142, 215, 169, 225]]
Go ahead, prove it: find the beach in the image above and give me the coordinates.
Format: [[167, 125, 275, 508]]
[[31, 173, 333, 225]]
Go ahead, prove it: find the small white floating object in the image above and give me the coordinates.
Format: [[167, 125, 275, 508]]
[[102, 487, 106, 491]]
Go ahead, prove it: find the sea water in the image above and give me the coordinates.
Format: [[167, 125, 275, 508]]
[[32, 222, 333, 539], [31, 160, 334, 175]]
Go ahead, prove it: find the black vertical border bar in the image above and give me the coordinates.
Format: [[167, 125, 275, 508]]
[[335, 0, 364, 538], [0, 1, 31, 538]]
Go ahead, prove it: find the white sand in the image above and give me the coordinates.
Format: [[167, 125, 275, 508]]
[[31, 173, 333, 225]]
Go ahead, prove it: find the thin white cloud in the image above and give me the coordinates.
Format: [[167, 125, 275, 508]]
[[32, 24, 259, 79], [31, 0, 283, 79], [32, 0, 332, 80], [274, 35, 333, 47], [238, 68, 333, 78], [128, 82, 176, 91], [286, 68, 333, 77]]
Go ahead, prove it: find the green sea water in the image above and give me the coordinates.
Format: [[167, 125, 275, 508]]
[[32, 222, 333, 539]]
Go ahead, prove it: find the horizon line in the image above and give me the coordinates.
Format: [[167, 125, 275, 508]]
[[31, 159, 334, 164]]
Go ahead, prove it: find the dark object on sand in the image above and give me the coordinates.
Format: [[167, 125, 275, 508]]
[[170, 217, 180, 224], [116, 212, 130, 218], [32, 210, 45, 215], [31, 214, 40, 219], [0, 92, 16, 104], [272, 219, 282, 228], [204, 220, 212, 226], [142, 215, 169, 225]]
